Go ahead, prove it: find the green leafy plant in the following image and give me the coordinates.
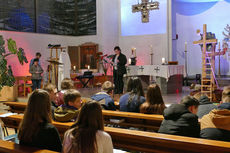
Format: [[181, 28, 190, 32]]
[[0, 35, 28, 91]]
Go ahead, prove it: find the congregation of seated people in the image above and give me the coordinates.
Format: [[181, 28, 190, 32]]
[[6, 76, 230, 152]]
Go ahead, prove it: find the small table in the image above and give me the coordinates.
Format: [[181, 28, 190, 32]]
[[76, 75, 94, 88]]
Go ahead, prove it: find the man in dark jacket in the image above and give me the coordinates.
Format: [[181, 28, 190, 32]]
[[196, 94, 217, 119], [200, 86, 230, 141], [112, 46, 127, 94], [158, 96, 200, 138]]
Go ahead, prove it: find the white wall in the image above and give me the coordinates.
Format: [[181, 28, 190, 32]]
[[0, 0, 119, 76], [174, 1, 230, 75], [118, 0, 169, 65]]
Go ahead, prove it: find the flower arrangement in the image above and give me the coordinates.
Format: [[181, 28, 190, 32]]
[[96, 52, 112, 75]]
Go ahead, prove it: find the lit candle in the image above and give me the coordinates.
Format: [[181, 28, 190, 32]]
[[73, 66, 76, 70], [128, 58, 131, 65], [134, 48, 136, 57], [162, 57, 166, 64], [185, 41, 187, 51], [88, 65, 90, 70]]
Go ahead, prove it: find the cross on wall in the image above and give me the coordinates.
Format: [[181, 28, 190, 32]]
[[132, 0, 160, 23]]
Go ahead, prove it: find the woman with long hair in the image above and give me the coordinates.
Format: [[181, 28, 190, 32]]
[[119, 77, 145, 112], [140, 84, 166, 114], [18, 89, 62, 152], [63, 101, 113, 153]]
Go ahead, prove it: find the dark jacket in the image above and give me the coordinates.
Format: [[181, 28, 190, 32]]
[[54, 104, 79, 122], [197, 95, 217, 119], [20, 123, 62, 152], [200, 102, 230, 141], [158, 104, 200, 138], [112, 53, 127, 75], [91, 92, 116, 110], [29, 64, 43, 80], [119, 93, 146, 113]]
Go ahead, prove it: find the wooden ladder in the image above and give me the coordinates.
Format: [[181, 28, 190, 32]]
[[201, 44, 216, 100], [194, 24, 218, 101]]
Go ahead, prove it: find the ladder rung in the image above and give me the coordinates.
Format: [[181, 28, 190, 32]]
[[202, 78, 211, 81], [202, 91, 212, 93], [202, 85, 211, 87]]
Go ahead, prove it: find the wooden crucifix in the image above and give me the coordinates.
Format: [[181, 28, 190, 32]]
[[193, 24, 218, 101], [132, 0, 159, 23]]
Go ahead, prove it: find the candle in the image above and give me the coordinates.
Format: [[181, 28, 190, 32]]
[[134, 48, 136, 57], [150, 45, 153, 54], [73, 66, 76, 70], [185, 41, 187, 51], [218, 41, 220, 50], [162, 57, 166, 64], [88, 65, 90, 70], [128, 58, 131, 65]]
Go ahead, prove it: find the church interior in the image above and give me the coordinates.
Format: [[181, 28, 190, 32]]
[[1, 0, 230, 152]]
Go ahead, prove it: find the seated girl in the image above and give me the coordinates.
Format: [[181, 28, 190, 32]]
[[18, 89, 62, 152], [119, 77, 146, 113], [63, 101, 113, 153], [140, 84, 166, 114]]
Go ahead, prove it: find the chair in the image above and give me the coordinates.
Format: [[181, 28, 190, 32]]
[[23, 76, 32, 97]]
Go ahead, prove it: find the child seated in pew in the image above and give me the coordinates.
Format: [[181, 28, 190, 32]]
[[63, 101, 113, 153], [119, 77, 146, 113], [56, 78, 74, 106], [43, 83, 58, 119], [54, 89, 81, 122], [18, 89, 62, 152], [200, 86, 230, 141], [158, 96, 200, 138], [140, 84, 166, 115], [91, 81, 116, 110]]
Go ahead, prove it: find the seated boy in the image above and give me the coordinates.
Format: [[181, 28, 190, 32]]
[[158, 96, 200, 138], [200, 86, 230, 141], [54, 89, 81, 122], [91, 81, 116, 110]]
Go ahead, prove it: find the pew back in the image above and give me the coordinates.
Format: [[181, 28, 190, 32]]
[[3, 102, 164, 131], [1, 114, 230, 153], [0, 139, 57, 153]]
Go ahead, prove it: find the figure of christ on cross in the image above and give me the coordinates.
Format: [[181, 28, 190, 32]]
[[132, 0, 159, 23]]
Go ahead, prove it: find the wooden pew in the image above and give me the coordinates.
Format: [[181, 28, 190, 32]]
[[0, 139, 57, 153], [3, 102, 163, 131], [1, 114, 230, 153]]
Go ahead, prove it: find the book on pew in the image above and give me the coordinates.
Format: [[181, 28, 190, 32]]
[[109, 119, 125, 124], [0, 113, 17, 117]]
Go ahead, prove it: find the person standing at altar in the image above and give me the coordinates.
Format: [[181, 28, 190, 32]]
[[112, 46, 127, 94], [29, 52, 41, 69], [29, 58, 43, 91]]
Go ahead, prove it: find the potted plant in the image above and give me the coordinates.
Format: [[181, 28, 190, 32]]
[[0, 35, 28, 100]]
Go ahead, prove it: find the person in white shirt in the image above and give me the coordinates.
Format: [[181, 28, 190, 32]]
[[63, 101, 113, 153]]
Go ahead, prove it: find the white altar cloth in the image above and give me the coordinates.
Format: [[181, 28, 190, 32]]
[[126, 65, 184, 80]]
